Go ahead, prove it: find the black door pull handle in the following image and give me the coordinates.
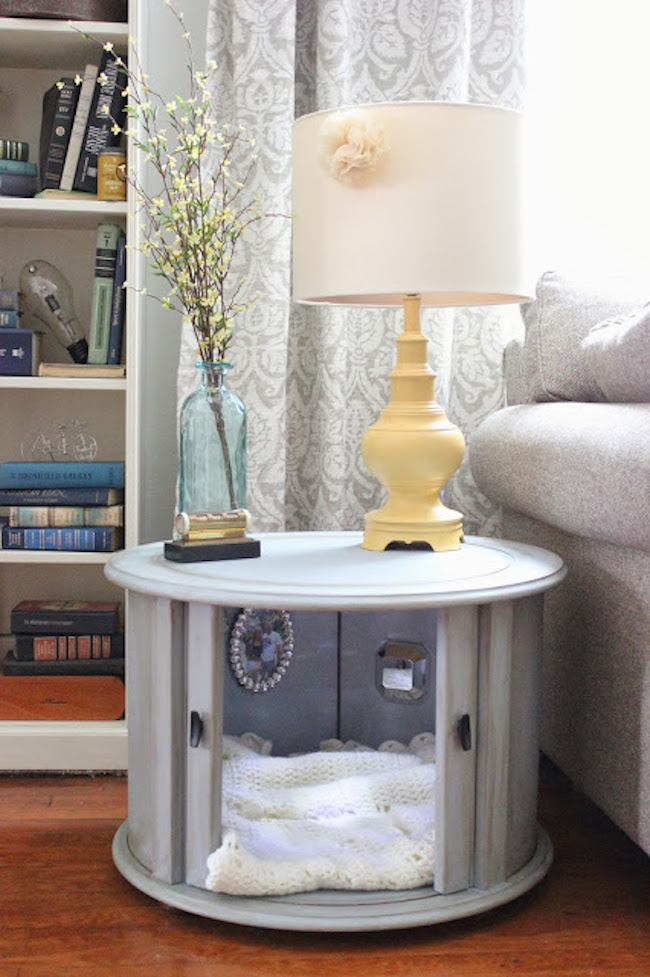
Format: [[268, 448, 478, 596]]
[[458, 713, 472, 751], [189, 710, 203, 748]]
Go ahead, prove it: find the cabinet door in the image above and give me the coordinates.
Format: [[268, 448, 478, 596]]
[[434, 605, 479, 894]]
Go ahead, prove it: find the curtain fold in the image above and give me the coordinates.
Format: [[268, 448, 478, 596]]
[[177, 0, 525, 535]]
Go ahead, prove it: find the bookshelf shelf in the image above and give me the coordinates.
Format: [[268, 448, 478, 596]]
[[0, 18, 128, 69], [0, 719, 128, 771], [0, 550, 118, 565], [0, 376, 127, 391], [0, 196, 127, 229]]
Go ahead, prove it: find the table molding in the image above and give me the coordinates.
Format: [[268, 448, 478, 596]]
[[106, 533, 566, 610], [113, 823, 553, 932]]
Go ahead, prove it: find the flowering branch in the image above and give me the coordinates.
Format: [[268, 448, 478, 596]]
[[72, 0, 280, 364]]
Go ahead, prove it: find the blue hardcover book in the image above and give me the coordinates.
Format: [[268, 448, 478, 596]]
[[0, 310, 20, 328], [0, 160, 37, 176], [0, 172, 37, 198], [0, 328, 39, 376], [0, 486, 124, 506], [107, 230, 126, 365], [1, 525, 122, 551], [0, 461, 125, 489]]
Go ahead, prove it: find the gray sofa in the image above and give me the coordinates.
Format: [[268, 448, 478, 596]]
[[470, 270, 650, 856]]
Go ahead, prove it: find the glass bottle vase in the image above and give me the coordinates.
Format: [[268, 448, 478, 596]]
[[178, 361, 246, 515]]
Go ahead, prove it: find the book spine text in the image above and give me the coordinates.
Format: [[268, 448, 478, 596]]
[[9, 504, 124, 527], [88, 223, 121, 364], [2, 525, 122, 551], [0, 461, 125, 489], [39, 78, 80, 190]]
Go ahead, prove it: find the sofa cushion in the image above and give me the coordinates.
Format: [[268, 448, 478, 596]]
[[470, 402, 650, 551], [581, 303, 650, 402], [521, 271, 647, 403]]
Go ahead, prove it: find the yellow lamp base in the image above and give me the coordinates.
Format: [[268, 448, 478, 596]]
[[363, 507, 464, 552], [361, 294, 466, 552]]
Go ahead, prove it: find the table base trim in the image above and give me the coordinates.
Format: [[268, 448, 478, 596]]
[[112, 822, 553, 931]]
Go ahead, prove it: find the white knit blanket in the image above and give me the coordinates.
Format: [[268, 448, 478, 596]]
[[205, 732, 436, 896]]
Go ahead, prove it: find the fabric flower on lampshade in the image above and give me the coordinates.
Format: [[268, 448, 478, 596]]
[[318, 109, 389, 186]]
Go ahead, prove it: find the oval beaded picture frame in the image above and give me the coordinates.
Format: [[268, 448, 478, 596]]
[[229, 608, 294, 693]]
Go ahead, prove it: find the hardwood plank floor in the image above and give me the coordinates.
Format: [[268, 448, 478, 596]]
[[0, 762, 648, 977]]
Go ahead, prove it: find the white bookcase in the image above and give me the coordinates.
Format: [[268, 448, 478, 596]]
[[0, 1, 198, 770]]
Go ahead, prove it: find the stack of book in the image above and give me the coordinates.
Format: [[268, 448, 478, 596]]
[[37, 47, 127, 198], [1, 599, 125, 722], [31, 221, 127, 374], [0, 287, 40, 376], [0, 460, 125, 552], [6, 598, 124, 672], [0, 144, 37, 198]]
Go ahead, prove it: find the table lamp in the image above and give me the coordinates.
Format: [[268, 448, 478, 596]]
[[292, 100, 533, 551]]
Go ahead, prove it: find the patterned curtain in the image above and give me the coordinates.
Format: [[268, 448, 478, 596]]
[[177, 0, 526, 536]]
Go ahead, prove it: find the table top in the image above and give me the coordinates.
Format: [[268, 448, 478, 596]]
[[105, 532, 566, 611]]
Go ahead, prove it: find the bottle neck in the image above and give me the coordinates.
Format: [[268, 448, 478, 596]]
[[198, 361, 232, 390]]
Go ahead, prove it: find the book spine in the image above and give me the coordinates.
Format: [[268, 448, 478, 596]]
[[0, 329, 39, 376], [10, 602, 120, 634], [37, 363, 125, 378], [107, 231, 127, 364], [14, 633, 124, 662], [59, 64, 98, 193], [0, 310, 20, 327], [4, 650, 125, 675], [0, 289, 19, 310], [88, 223, 121, 365], [1, 525, 122, 551], [0, 140, 29, 161], [0, 172, 37, 197], [73, 50, 127, 194], [0, 487, 123, 505], [0, 160, 38, 176], [0, 461, 125, 489], [9, 504, 124, 527], [39, 78, 80, 190]]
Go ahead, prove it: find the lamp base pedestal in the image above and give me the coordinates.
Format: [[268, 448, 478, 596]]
[[362, 507, 464, 552], [361, 294, 466, 553]]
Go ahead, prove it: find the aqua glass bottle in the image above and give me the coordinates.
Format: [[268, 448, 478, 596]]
[[178, 362, 246, 515]]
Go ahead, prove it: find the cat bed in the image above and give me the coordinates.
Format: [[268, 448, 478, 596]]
[[205, 732, 436, 896]]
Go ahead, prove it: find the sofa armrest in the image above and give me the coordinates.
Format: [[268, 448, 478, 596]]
[[470, 402, 650, 552]]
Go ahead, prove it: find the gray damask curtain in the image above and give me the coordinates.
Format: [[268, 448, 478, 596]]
[[177, 0, 525, 535]]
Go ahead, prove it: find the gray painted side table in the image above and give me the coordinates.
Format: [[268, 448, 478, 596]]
[[105, 532, 566, 931]]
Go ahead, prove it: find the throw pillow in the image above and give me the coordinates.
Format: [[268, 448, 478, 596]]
[[521, 270, 646, 402], [582, 303, 650, 402]]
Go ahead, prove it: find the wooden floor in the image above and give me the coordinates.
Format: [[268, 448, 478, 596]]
[[1, 762, 648, 977]]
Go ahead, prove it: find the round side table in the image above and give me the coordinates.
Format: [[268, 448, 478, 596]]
[[106, 532, 566, 932]]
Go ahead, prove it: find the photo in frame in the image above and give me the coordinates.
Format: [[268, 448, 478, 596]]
[[229, 608, 294, 692]]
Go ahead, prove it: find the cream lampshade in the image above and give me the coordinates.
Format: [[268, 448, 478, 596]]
[[292, 100, 533, 551]]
